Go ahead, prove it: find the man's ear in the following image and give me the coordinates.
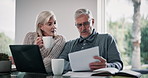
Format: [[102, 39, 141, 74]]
[[92, 19, 94, 25]]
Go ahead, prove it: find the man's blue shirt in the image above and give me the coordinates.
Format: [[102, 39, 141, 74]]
[[59, 29, 123, 71]]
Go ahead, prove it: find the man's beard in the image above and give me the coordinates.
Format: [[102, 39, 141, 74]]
[[81, 28, 93, 34], [81, 29, 88, 33]]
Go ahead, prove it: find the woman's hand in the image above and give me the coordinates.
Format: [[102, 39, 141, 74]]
[[34, 37, 43, 48]]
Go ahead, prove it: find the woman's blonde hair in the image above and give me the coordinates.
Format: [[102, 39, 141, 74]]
[[36, 11, 55, 37]]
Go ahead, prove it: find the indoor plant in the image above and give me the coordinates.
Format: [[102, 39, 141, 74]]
[[0, 53, 12, 73]]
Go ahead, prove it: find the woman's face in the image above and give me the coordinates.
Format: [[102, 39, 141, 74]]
[[40, 16, 57, 36]]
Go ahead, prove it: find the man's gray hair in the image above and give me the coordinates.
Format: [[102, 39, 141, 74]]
[[75, 8, 93, 19]]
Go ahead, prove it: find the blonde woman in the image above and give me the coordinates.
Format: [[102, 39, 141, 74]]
[[23, 11, 66, 73]]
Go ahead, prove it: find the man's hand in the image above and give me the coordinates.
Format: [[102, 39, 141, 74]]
[[89, 56, 107, 70]]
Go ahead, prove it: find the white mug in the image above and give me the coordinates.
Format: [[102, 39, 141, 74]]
[[51, 59, 64, 75], [42, 36, 54, 49]]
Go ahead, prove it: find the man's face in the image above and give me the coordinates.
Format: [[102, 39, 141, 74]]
[[75, 15, 94, 38]]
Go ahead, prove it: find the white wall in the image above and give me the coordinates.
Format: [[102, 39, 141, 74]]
[[16, 0, 97, 44]]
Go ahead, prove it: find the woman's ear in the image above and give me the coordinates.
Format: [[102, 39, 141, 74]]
[[38, 23, 44, 30]]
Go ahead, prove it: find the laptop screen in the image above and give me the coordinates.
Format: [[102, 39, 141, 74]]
[[9, 45, 47, 74]]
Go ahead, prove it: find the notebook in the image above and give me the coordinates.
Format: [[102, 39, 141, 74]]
[[9, 45, 47, 74]]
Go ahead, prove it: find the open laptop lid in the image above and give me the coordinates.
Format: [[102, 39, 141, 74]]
[[9, 45, 47, 74]]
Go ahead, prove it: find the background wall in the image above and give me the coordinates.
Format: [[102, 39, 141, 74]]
[[16, 0, 97, 44]]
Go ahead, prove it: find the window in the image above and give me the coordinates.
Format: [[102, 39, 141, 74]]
[[0, 0, 15, 56], [105, 0, 148, 69]]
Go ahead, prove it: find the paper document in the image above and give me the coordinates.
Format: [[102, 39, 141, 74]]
[[68, 46, 99, 71], [63, 71, 93, 77]]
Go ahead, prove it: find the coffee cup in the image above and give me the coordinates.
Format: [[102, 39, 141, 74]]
[[51, 59, 64, 75], [42, 36, 54, 49]]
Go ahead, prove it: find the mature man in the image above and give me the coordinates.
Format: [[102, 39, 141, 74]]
[[59, 8, 123, 72]]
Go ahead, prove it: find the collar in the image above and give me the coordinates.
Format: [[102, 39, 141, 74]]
[[79, 29, 97, 43]]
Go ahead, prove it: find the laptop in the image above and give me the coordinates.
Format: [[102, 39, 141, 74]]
[[9, 45, 47, 74]]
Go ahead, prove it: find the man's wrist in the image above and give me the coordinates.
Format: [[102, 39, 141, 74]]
[[107, 63, 111, 67], [107, 63, 115, 68]]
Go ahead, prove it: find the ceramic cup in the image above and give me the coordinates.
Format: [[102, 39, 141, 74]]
[[51, 59, 64, 75], [42, 36, 54, 49]]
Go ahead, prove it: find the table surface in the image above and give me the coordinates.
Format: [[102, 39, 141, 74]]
[[0, 71, 148, 78]]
